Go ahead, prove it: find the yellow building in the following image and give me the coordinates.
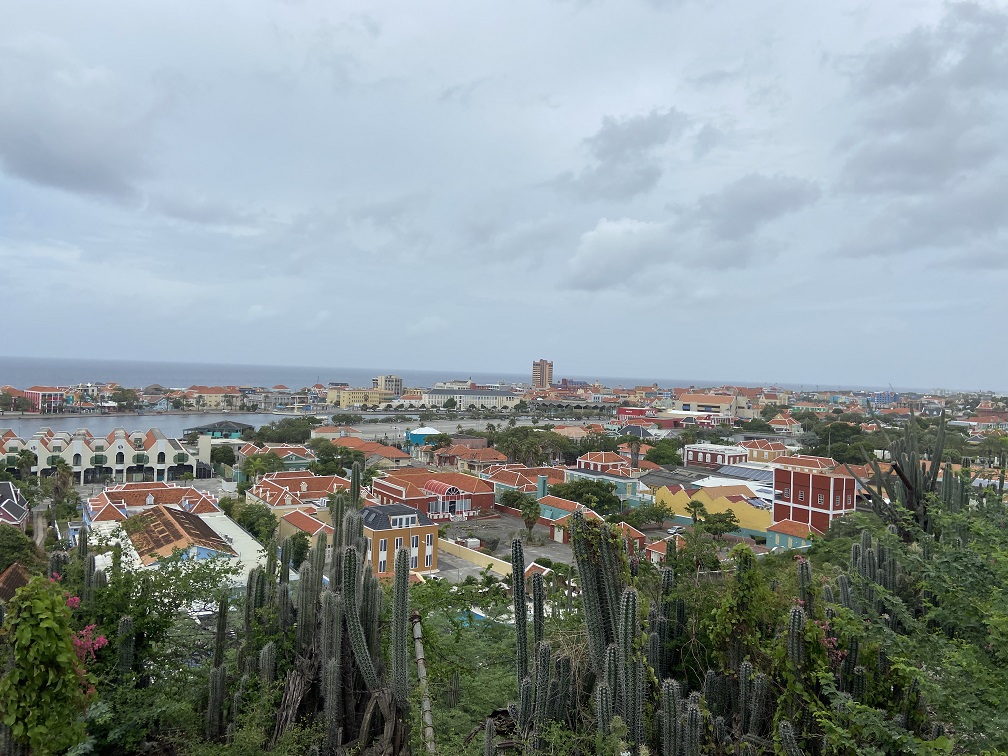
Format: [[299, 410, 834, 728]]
[[655, 485, 771, 534], [326, 387, 396, 408]]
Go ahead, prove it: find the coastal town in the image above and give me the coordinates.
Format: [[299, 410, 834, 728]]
[[2, 359, 1006, 592]]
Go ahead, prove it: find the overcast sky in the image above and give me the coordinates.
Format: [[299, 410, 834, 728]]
[[1, 1, 1005, 391]]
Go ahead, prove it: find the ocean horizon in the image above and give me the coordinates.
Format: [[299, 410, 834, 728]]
[[0, 354, 926, 394]]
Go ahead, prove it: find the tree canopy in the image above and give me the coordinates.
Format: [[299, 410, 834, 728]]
[[548, 478, 622, 516]]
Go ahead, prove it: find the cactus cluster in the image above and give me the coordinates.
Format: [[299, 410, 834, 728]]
[[190, 506, 412, 753]]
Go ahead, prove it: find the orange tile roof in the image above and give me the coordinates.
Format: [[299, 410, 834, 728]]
[[767, 520, 824, 538], [281, 509, 334, 537]]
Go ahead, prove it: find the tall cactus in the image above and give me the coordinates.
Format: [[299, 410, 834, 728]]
[[779, 719, 806, 756], [350, 461, 362, 506], [392, 548, 411, 706], [787, 605, 806, 669], [259, 641, 277, 687], [532, 571, 546, 649], [82, 553, 96, 604], [213, 592, 228, 669], [342, 546, 379, 690], [511, 539, 529, 688], [660, 679, 681, 756], [685, 700, 702, 756], [117, 615, 134, 676], [797, 558, 813, 616], [324, 657, 342, 750], [483, 717, 496, 756], [748, 673, 769, 736], [533, 641, 552, 725], [594, 681, 613, 735], [206, 664, 227, 740], [296, 563, 318, 653]]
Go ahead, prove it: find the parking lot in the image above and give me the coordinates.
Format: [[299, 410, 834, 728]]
[[440, 512, 576, 567]]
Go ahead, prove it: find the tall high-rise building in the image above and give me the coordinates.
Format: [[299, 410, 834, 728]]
[[372, 375, 404, 396], [531, 359, 553, 389]]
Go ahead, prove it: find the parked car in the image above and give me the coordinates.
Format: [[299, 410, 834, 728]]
[[666, 526, 684, 535]]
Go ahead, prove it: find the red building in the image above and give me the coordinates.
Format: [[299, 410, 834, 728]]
[[772, 467, 857, 535], [370, 469, 495, 522]]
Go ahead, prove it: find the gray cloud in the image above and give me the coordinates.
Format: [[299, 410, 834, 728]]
[[836, 2, 1008, 262], [555, 108, 688, 200], [0, 37, 162, 200], [692, 173, 821, 240]]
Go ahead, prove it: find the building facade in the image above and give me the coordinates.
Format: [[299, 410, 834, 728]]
[[683, 444, 749, 469], [532, 359, 553, 389], [362, 504, 438, 574]]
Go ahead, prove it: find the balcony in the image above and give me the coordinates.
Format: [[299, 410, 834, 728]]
[[174, 453, 189, 464], [47, 455, 63, 466], [133, 453, 150, 465], [91, 454, 108, 466]]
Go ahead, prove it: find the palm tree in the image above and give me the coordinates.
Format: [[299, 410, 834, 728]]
[[627, 437, 642, 468], [48, 457, 75, 505], [15, 449, 37, 480], [686, 499, 708, 525]]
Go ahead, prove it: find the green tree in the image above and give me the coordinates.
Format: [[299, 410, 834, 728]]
[[0, 576, 92, 754], [47, 456, 75, 506], [0, 524, 44, 574], [501, 491, 541, 538], [427, 433, 453, 450], [289, 532, 311, 570], [548, 478, 622, 516], [700, 508, 741, 541], [235, 500, 279, 543], [644, 438, 683, 466], [210, 445, 236, 466], [332, 413, 364, 425], [241, 451, 286, 482], [442, 398, 457, 410]]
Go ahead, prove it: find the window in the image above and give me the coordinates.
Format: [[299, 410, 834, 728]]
[[717, 455, 723, 463], [426, 533, 433, 547], [834, 495, 841, 506], [783, 487, 790, 498], [425, 552, 432, 567], [705, 453, 711, 462], [411, 535, 419, 549], [394, 537, 403, 551], [817, 494, 824, 505], [798, 491, 804, 501], [379, 538, 387, 553], [411, 554, 418, 569], [846, 495, 852, 505], [687, 451, 693, 460], [379, 559, 386, 573]]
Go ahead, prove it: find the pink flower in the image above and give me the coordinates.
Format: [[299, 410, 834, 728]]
[[66, 596, 81, 609]]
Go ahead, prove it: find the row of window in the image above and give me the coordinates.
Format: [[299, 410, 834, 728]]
[[372, 533, 434, 572], [782, 488, 853, 506]]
